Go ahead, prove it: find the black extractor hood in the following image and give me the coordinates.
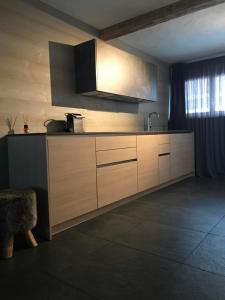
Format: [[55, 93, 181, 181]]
[[74, 39, 158, 103]]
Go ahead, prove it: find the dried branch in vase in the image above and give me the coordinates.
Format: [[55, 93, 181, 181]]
[[5, 116, 17, 135]]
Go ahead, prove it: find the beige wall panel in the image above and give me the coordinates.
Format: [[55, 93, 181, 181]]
[[0, 0, 169, 186], [0, 0, 169, 139]]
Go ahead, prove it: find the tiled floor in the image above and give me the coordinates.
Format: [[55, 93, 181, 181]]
[[1, 176, 225, 300]]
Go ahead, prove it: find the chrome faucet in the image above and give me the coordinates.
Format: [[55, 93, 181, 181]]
[[147, 112, 160, 131]]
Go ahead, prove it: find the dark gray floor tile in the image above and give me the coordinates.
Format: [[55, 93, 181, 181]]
[[76, 212, 141, 242], [51, 243, 179, 300], [0, 230, 110, 274], [113, 199, 223, 233], [186, 234, 225, 276], [116, 221, 206, 262], [132, 178, 225, 215], [144, 190, 225, 214], [1, 176, 225, 300], [210, 216, 225, 236], [0, 267, 93, 300], [167, 265, 225, 300]]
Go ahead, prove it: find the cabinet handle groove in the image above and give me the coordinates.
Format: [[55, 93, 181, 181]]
[[97, 158, 137, 168], [158, 153, 170, 157]]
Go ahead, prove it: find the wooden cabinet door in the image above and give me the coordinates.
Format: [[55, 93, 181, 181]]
[[183, 133, 195, 174], [159, 154, 171, 184], [47, 137, 97, 226], [170, 133, 195, 180], [170, 134, 184, 180], [137, 135, 159, 192], [97, 161, 138, 208]]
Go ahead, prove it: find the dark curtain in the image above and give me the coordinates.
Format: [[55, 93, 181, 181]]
[[169, 58, 225, 177], [169, 64, 186, 130]]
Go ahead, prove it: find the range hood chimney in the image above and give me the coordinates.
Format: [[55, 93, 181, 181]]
[[74, 39, 158, 103]]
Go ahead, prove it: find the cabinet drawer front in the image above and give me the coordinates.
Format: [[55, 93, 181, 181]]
[[96, 136, 136, 151], [97, 148, 137, 166], [97, 161, 138, 207], [157, 134, 170, 145], [158, 143, 170, 155]]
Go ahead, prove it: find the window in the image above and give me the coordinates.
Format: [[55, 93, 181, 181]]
[[215, 75, 225, 112], [185, 74, 225, 117]]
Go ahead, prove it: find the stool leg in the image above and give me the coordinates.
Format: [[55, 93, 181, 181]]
[[25, 230, 38, 248], [2, 235, 14, 259]]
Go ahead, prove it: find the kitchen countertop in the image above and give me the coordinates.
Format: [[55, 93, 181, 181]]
[[8, 130, 193, 137]]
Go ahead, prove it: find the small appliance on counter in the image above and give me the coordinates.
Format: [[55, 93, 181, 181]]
[[65, 113, 85, 133], [44, 119, 67, 133], [44, 113, 85, 134]]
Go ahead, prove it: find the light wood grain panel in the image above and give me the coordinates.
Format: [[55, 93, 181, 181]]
[[0, 77, 50, 103], [170, 134, 184, 179], [0, 6, 84, 48], [158, 143, 170, 155], [157, 134, 170, 145], [183, 133, 195, 174], [96, 147, 137, 165], [97, 161, 138, 207], [170, 133, 195, 179], [0, 53, 50, 85], [96, 135, 137, 151], [47, 136, 97, 226], [159, 154, 171, 184], [0, 31, 49, 65], [0, 0, 91, 43], [137, 135, 159, 192]]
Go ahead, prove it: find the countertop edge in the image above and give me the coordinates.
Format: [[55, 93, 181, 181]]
[[7, 130, 193, 137]]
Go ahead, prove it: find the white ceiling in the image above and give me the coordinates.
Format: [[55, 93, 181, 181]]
[[40, 0, 177, 29], [40, 0, 225, 63], [120, 3, 225, 63]]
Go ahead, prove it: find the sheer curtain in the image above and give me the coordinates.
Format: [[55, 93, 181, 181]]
[[185, 58, 225, 118], [169, 57, 225, 177]]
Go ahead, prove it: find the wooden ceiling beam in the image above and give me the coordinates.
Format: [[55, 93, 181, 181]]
[[99, 0, 225, 40]]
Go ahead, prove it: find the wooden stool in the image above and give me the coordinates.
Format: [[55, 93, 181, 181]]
[[0, 189, 38, 259]]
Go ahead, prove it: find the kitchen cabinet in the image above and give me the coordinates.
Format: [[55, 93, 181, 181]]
[[137, 135, 159, 192], [7, 132, 194, 239], [74, 39, 157, 103], [47, 137, 97, 226], [8, 135, 97, 239]]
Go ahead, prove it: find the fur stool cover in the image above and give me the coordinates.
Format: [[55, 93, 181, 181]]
[[0, 189, 38, 258]]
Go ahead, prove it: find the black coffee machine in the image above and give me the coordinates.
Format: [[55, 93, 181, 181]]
[[65, 113, 85, 133]]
